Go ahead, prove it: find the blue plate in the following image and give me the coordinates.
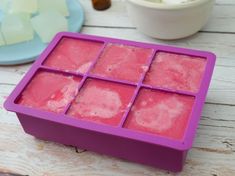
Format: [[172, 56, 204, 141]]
[[0, 0, 84, 65]]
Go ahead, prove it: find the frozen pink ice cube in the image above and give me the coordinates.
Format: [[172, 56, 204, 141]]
[[44, 38, 104, 73], [144, 52, 206, 93], [124, 89, 195, 140], [18, 71, 81, 113], [67, 79, 135, 126], [91, 44, 153, 82]]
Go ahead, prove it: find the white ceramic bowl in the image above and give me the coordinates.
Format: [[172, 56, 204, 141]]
[[126, 0, 215, 39]]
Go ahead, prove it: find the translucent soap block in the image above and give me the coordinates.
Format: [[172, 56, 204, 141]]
[[67, 79, 135, 126], [38, 0, 69, 16], [1, 13, 34, 45], [0, 31, 6, 46], [124, 89, 195, 140], [31, 11, 68, 43], [0, 0, 9, 11], [9, 0, 38, 14]]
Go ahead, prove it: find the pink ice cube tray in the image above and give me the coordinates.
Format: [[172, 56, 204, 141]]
[[4, 32, 216, 172]]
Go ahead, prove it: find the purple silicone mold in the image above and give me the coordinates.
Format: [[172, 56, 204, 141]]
[[4, 32, 216, 172]]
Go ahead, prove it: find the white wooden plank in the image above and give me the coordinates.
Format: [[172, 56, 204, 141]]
[[207, 65, 235, 105], [204, 5, 235, 32], [216, 0, 235, 5]]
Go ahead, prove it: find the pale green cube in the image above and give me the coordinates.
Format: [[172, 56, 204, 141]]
[[38, 0, 69, 16], [0, 31, 6, 46], [31, 11, 68, 43], [1, 13, 34, 45], [9, 0, 38, 14], [0, 0, 10, 11]]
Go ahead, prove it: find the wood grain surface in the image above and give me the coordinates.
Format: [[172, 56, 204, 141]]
[[0, 0, 235, 175]]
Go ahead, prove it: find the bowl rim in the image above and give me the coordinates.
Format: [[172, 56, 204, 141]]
[[127, 0, 214, 10]]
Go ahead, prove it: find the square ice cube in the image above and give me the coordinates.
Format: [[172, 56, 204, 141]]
[[9, 0, 38, 14], [31, 11, 68, 43], [38, 0, 69, 16], [1, 13, 34, 45], [0, 0, 9, 11]]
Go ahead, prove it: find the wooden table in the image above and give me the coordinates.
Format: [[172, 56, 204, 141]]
[[0, 0, 235, 175]]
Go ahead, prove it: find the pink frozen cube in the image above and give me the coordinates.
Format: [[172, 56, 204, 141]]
[[44, 38, 104, 73], [144, 52, 206, 93], [67, 79, 135, 126], [18, 71, 81, 113], [91, 44, 153, 82], [124, 89, 195, 140]]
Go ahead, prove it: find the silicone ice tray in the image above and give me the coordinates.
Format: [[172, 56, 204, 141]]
[[4, 32, 216, 172]]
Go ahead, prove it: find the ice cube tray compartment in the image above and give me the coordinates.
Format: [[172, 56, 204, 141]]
[[43, 37, 105, 74], [4, 32, 216, 172], [90, 43, 154, 83], [17, 69, 82, 113], [16, 34, 203, 139], [67, 78, 136, 126], [123, 88, 195, 140], [143, 52, 207, 93]]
